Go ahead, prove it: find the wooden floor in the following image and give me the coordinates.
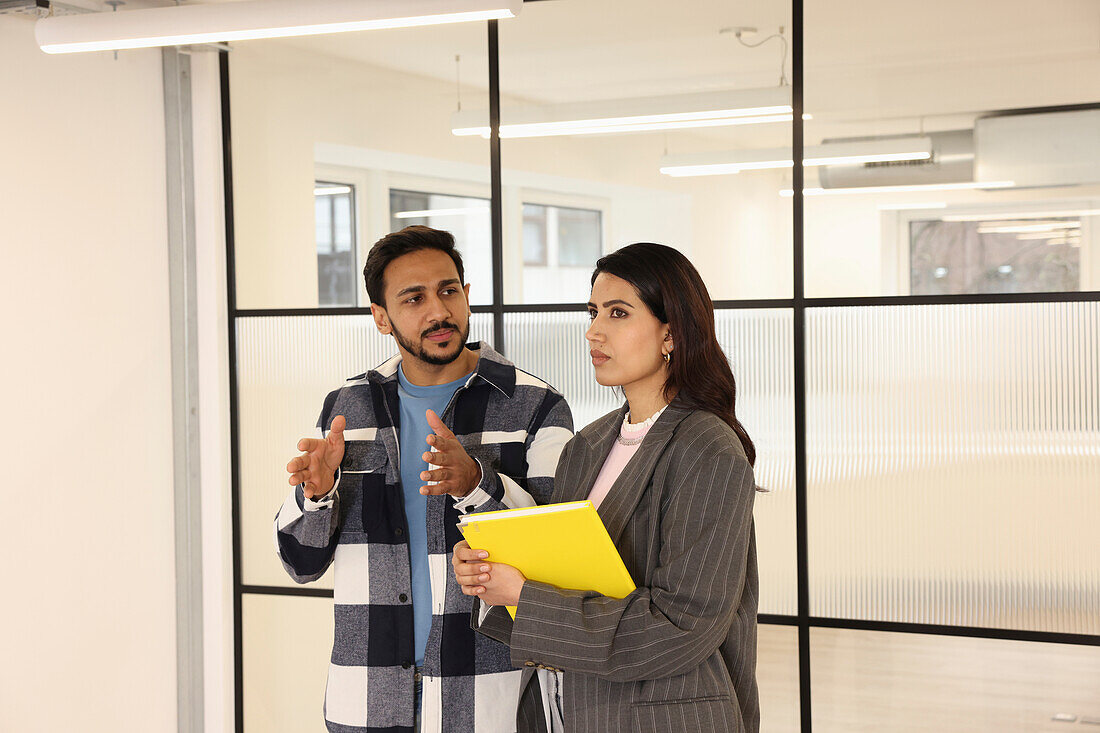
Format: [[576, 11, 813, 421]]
[[758, 625, 1100, 733]]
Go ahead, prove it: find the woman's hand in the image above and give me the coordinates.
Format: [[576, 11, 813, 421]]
[[452, 540, 527, 607]]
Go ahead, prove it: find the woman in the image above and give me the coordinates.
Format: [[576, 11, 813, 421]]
[[452, 243, 759, 733]]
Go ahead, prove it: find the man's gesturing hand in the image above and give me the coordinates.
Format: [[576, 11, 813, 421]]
[[286, 414, 346, 499], [419, 409, 481, 499]]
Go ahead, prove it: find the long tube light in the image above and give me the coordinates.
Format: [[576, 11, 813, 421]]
[[877, 202, 948, 211], [1016, 230, 1082, 240], [942, 209, 1100, 222], [450, 87, 801, 139], [779, 180, 1016, 197], [393, 206, 490, 219], [976, 221, 1080, 234], [37, 0, 521, 54], [660, 137, 933, 177]]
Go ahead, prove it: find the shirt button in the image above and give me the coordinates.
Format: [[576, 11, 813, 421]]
[[402, 662, 411, 670], [399, 594, 408, 603], [524, 661, 535, 667], [395, 527, 404, 536]]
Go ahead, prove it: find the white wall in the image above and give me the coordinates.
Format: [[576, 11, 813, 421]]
[[0, 17, 178, 733]]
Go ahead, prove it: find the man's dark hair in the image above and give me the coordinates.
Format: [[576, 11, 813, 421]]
[[363, 225, 465, 307]]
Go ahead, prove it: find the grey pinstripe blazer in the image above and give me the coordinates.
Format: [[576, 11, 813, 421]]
[[474, 398, 759, 733]]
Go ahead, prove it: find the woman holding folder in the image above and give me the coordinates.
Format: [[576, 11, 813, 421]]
[[452, 243, 760, 733]]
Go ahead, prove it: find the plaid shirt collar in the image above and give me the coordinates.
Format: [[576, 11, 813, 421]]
[[366, 340, 517, 399]]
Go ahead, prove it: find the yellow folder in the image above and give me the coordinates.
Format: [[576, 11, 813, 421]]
[[458, 500, 637, 619]]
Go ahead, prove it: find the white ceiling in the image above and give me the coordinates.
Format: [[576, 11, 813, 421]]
[[66, 0, 1100, 131], [267, 0, 1100, 106]]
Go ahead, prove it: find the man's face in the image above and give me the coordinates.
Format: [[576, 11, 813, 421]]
[[371, 248, 472, 366]]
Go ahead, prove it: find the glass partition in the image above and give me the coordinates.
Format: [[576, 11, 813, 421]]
[[807, 301, 1100, 633], [803, 0, 1100, 298], [496, 0, 794, 303], [229, 25, 491, 309], [811, 628, 1100, 732]]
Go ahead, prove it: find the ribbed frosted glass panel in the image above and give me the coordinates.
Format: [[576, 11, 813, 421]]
[[505, 309, 796, 614], [811, 628, 1100, 733], [808, 301, 1100, 633], [237, 313, 493, 587], [715, 310, 796, 616], [243, 594, 333, 732]]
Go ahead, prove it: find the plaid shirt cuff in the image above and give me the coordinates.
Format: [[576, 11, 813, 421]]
[[452, 458, 502, 513], [304, 468, 340, 511]]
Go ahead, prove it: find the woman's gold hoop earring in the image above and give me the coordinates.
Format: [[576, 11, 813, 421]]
[[663, 352, 671, 363]]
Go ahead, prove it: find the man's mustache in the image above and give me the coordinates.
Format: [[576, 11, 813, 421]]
[[422, 322, 461, 338]]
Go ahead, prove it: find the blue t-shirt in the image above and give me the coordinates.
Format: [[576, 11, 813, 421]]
[[396, 366, 470, 666]]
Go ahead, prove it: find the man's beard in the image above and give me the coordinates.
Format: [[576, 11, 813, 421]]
[[390, 319, 470, 366]]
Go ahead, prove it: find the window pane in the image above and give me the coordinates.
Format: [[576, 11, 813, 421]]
[[522, 203, 547, 266], [332, 194, 352, 253], [314, 194, 332, 254], [237, 314, 495, 588], [315, 183, 356, 307], [805, 1, 1100, 297], [554, 205, 601, 267], [811, 628, 1100, 733], [910, 218, 1080, 295], [807, 302, 1100, 633]]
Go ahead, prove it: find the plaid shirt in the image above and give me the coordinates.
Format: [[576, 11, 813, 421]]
[[274, 342, 573, 733]]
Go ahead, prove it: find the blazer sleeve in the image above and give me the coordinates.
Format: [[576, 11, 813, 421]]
[[506, 428, 756, 683]]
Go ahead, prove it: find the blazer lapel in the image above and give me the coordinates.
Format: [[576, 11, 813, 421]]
[[551, 405, 625, 503], [596, 398, 695, 545]]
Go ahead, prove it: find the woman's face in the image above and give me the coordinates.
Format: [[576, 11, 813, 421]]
[[585, 272, 671, 391]]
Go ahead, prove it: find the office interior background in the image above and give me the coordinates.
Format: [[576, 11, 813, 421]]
[[2, 0, 1099, 731]]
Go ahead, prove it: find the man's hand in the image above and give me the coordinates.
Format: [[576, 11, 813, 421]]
[[452, 540, 526, 607], [419, 409, 480, 499], [286, 415, 346, 499]]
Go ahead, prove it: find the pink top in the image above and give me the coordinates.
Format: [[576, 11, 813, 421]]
[[586, 407, 665, 509]]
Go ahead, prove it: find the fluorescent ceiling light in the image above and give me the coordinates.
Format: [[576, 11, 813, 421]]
[[877, 202, 948, 211], [942, 208, 1100, 222], [976, 221, 1080, 234], [660, 137, 933, 177], [37, 0, 521, 54], [451, 88, 801, 139], [1016, 230, 1081, 240], [314, 185, 352, 196], [780, 181, 1016, 197], [1046, 236, 1082, 246], [393, 206, 490, 219]]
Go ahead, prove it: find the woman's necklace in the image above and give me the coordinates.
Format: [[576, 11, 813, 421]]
[[616, 404, 668, 446]]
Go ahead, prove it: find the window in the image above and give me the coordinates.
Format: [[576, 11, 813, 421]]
[[314, 181, 357, 307], [521, 202, 602, 269], [910, 218, 1080, 295]]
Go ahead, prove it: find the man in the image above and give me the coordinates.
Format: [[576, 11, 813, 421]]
[[275, 226, 573, 733]]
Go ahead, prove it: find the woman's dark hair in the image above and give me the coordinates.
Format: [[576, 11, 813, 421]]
[[363, 225, 465, 306], [592, 243, 755, 466]]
